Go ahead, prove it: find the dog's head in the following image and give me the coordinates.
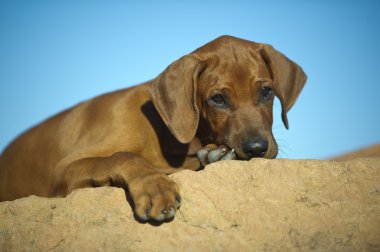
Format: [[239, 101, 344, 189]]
[[149, 36, 307, 160]]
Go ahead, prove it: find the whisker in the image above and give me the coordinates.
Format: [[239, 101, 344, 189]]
[[275, 138, 292, 159]]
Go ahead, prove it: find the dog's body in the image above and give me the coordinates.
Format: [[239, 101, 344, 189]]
[[0, 36, 306, 221], [0, 84, 201, 197]]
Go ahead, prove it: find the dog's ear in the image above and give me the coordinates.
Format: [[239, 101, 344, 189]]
[[260, 44, 307, 129], [148, 55, 207, 144]]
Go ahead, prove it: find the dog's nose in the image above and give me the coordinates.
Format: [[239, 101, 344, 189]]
[[242, 139, 269, 158]]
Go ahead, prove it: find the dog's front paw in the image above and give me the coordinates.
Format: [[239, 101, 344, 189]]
[[128, 172, 181, 222], [197, 144, 236, 166]]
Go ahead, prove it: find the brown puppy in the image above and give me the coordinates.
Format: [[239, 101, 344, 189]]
[[0, 36, 307, 221]]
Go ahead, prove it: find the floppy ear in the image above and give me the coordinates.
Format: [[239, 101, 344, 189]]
[[148, 55, 207, 144], [260, 44, 307, 129]]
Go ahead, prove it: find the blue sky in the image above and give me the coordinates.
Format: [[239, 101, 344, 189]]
[[1, 1, 379, 159]]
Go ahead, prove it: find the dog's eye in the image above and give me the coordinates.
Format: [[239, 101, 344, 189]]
[[260, 87, 273, 101], [209, 94, 228, 107]]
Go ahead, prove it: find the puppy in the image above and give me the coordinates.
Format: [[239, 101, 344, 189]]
[[0, 36, 307, 221]]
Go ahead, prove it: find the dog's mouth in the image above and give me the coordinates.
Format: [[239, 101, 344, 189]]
[[232, 149, 251, 161], [222, 138, 278, 160], [221, 138, 250, 160], [216, 135, 277, 160], [221, 139, 248, 161]]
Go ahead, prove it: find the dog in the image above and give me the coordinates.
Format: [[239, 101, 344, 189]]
[[0, 36, 307, 222]]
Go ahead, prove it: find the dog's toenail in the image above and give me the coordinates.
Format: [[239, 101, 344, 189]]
[[145, 208, 151, 215], [176, 195, 181, 203]]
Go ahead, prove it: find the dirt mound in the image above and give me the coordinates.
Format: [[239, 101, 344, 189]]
[[332, 143, 380, 161], [1, 158, 379, 251]]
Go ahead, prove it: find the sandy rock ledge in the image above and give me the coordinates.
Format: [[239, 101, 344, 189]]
[[1, 158, 380, 251]]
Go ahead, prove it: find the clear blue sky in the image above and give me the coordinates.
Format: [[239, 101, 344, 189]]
[[1, 1, 379, 159]]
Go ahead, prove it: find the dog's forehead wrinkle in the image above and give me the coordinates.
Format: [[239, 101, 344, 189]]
[[195, 36, 259, 59], [194, 42, 263, 74], [195, 49, 267, 96]]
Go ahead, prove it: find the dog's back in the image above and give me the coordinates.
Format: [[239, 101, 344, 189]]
[[0, 109, 69, 200]]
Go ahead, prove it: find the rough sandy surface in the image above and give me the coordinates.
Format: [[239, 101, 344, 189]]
[[1, 158, 379, 251]]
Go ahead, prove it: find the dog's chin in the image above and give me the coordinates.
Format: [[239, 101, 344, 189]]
[[234, 148, 278, 160]]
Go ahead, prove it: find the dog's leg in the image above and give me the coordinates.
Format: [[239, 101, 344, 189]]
[[54, 152, 180, 221]]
